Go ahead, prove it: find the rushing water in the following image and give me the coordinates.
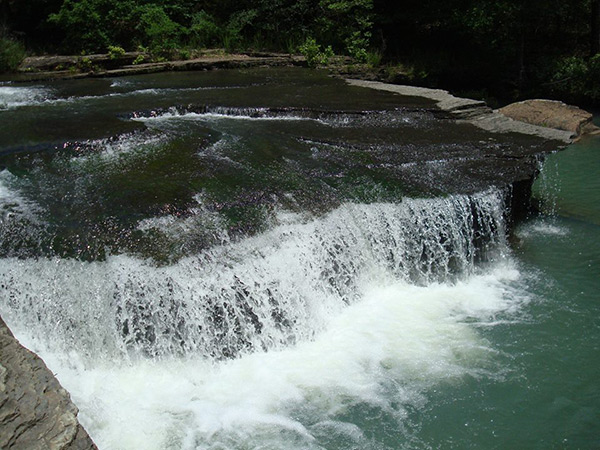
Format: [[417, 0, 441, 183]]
[[0, 69, 598, 449]]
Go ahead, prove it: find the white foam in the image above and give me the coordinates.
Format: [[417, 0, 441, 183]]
[[132, 107, 332, 126], [138, 111, 321, 123], [0, 191, 518, 448], [196, 135, 246, 168], [21, 262, 525, 450], [0, 193, 508, 359], [0, 84, 169, 110], [68, 132, 168, 164], [137, 193, 230, 247], [109, 79, 133, 88], [42, 88, 164, 106], [0, 85, 54, 110], [44, 84, 254, 106], [0, 170, 13, 200], [129, 106, 430, 131], [516, 220, 569, 238]]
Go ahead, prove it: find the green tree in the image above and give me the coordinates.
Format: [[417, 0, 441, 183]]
[[188, 11, 220, 48], [592, 0, 600, 55], [240, 0, 318, 50], [222, 8, 258, 51], [0, 36, 26, 72], [104, 0, 143, 49], [137, 4, 183, 54], [318, 0, 373, 60], [375, 0, 595, 101], [48, 0, 110, 52], [1, 0, 64, 50]]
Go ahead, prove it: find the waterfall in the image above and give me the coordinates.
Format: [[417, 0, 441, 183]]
[[0, 189, 507, 363]]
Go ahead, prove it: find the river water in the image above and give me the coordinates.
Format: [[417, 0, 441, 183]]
[[0, 68, 598, 449]]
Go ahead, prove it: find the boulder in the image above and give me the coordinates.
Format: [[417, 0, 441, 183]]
[[499, 99, 599, 137], [0, 316, 97, 449]]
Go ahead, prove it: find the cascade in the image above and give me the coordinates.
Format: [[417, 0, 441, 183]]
[[0, 190, 507, 363]]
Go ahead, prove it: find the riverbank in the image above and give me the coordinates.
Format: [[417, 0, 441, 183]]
[[3, 51, 306, 83]]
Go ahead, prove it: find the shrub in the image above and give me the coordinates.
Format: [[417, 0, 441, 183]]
[[137, 5, 183, 56], [299, 37, 334, 67], [383, 62, 428, 84], [318, 0, 373, 59], [365, 50, 382, 68], [284, 36, 301, 55], [107, 45, 126, 59], [132, 54, 146, 65], [0, 37, 26, 72], [550, 54, 600, 102], [78, 56, 93, 71], [345, 30, 370, 62], [189, 11, 220, 48]]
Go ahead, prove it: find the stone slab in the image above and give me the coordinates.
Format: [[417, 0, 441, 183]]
[[0, 316, 96, 449]]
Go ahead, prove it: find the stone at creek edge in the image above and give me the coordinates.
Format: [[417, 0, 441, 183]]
[[0, 316, 97, 449], [499, 99, 600, 137]]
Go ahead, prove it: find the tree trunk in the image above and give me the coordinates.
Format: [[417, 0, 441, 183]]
[[592, 0, 600, 56]]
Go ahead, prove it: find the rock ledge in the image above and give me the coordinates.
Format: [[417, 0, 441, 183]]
[[344, 79, 598, 143], [498, 99, 600, 137], [0, 316, 96, 449]]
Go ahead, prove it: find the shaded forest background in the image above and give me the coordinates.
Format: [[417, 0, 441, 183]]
[[1, 0, 599, 106]]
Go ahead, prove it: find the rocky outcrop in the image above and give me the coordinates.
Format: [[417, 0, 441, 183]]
[[345, 79, 576, 143], [499, 99, 600, 138], [345, 79, 491, 117], [468, 110, 575, 143], [343, 79, 581, 223], [0, 316, 96, 450]]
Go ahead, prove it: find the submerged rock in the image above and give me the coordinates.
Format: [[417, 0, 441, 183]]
[[0, 316, 96, 449], [499, 99, 600, 138]]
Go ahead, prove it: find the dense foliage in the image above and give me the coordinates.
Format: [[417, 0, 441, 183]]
[[0, 36, 25, 72], [376, 0, 600, 104], [1, 0, 599, 104]]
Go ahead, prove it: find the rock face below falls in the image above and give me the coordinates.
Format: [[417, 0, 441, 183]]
[[0, 317, 97, 449]]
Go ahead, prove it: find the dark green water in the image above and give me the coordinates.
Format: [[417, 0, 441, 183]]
[[0, 69, 598, 449], [0, 68, 552, 263], [413, 136, 600, 449]]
